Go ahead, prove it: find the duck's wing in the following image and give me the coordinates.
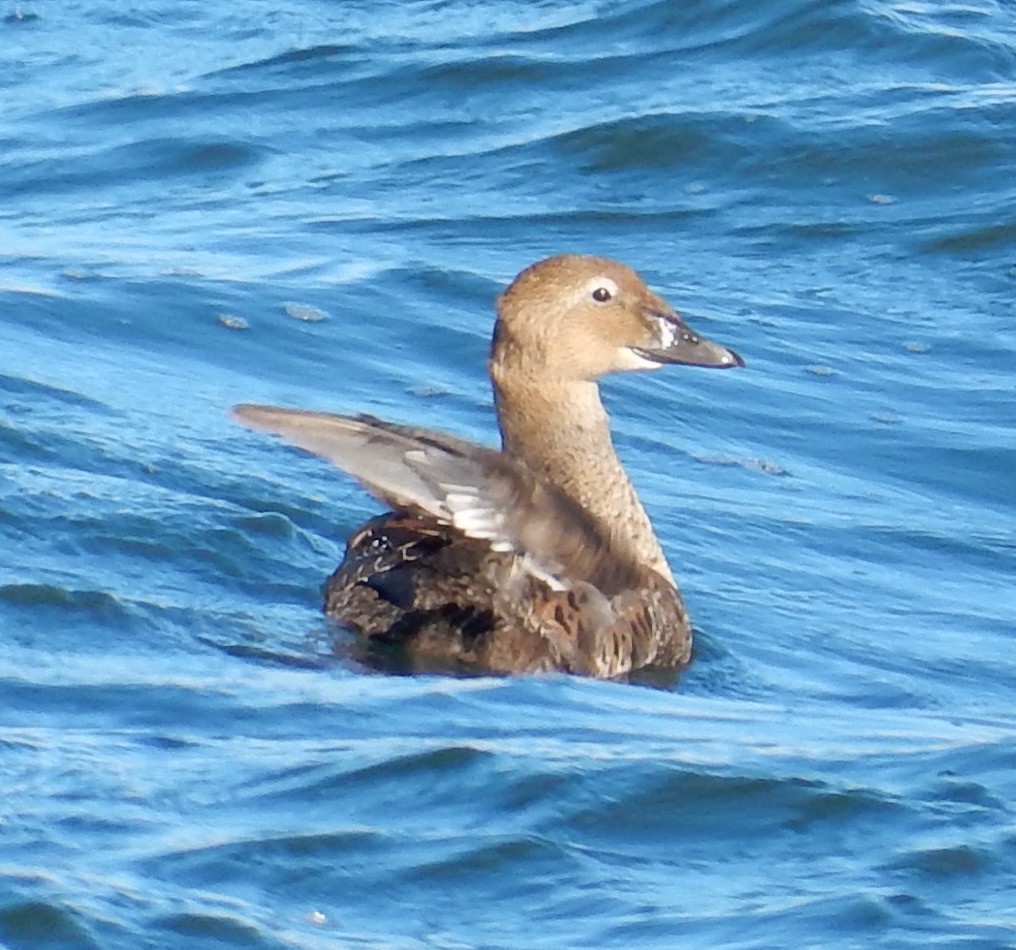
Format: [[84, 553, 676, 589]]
[[232, 404, 640, 596]]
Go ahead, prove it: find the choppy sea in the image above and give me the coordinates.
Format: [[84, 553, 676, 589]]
[[2, 1, 1015, 947]]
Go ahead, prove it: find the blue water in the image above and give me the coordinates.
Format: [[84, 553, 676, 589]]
[[2, 1, 1015, 946]]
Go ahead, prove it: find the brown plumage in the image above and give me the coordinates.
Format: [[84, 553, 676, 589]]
[[233, 254, 743, 678]]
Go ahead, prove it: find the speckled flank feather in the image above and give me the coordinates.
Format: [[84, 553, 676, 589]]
[[233, 254, 742, 678]]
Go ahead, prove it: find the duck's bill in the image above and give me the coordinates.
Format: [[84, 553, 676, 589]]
[[633, 312, 745, 369]]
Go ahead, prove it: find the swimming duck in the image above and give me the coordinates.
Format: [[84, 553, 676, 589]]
[[233, 254, 743, 678]]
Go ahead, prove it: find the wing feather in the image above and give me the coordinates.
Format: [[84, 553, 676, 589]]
[[232, 404, 640, 595]]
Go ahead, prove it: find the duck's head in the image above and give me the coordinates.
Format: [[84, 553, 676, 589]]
[[492, 254, 744, 382]]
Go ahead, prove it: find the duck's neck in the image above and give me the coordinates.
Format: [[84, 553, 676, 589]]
[[492, 374, 674, 584]]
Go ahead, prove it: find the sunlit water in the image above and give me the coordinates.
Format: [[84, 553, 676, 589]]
[[2, 1, 1015, 947]]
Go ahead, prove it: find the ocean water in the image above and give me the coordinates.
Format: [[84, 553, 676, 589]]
[[2, 0, 1015, 946]]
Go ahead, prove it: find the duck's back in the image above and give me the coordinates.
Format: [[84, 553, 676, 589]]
[[324, 512, 550, 672], [325, 510, 691, 677]]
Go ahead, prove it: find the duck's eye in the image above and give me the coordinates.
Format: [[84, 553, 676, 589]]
[[585, 275, 619, 303]]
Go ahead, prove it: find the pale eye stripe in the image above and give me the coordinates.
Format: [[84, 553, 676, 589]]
[[583, 275, 619, 300]]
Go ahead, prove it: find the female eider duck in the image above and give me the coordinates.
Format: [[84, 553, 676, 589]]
[[233, 254, 743, 678]]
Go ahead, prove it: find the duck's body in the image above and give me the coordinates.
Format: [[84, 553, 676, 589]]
[[322, 503, 688, 677], [234, 255, 742, 678]]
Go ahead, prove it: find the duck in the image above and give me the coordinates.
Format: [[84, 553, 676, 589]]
[[233, 254, 743, 678]]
